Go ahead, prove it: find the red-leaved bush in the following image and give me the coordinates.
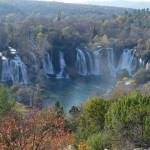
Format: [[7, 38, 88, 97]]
[[0, 108, 73, 150]]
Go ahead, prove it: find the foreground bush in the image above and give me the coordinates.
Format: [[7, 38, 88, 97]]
[[75, 97, 111, 141], [0, 84, 15, 119], [0, 108, 73, 150], [86, 132, 111, 150], [105, 92, 150, 149]]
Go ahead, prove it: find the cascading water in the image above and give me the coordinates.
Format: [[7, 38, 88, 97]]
[[0, 46, 140, 83], [74, 48, 138, 77], [9, 47, 16, 55], [75, 49, 87, 75], [1, 57, 10, 82], [117, 49, 138, 75], [107, 48, 117, 76], [84, 49, 93, 74], [56, 51, 67, 79], [93, 50, 101, 75], [146, 61, 150, 70], [1, 56, 28, 84], [31, 53, 38, 72], [43, 52, 54, 75]]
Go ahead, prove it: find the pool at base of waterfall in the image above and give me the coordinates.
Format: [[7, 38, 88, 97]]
[[41, 75, 115, 112]]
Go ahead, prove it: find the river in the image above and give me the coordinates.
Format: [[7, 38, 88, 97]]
[[42, 75, 115, 112]]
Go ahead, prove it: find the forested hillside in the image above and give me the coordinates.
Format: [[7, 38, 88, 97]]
[[0, 0, 132, 19], [0, 1, 150, 150]]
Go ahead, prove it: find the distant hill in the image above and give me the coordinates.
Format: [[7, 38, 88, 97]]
[[0, 0, 133, 20], [0, 3, 26, 16], [81, 0, 150, 9]]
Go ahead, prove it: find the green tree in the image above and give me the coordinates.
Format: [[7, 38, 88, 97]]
[[92, 26, 97, 37], [102, 20, 109, 28], [76, 97, 111, 140], [57, 10, 61, 21], [53, 101, 64, 117], [86, 132, 111, 150], [62, 26, 72, 37], [93, 35, 101, 43], [101, 34, 109, 46], [116, 16, 125, 23], [146, 39, 150, 49], [0, 84, 15, 119], [105, 92, 150, 148], [92, 35, 101, 46]]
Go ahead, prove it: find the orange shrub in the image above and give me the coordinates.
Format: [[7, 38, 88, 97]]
[[0, 108, 73, 150], [78, 141, 88, 150]]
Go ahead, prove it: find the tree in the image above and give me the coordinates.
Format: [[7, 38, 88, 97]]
[[0, 84, 15, 119], [76, 97, 111, 140], [86, 132, 111, 150], [101, 34, 109, 47], [146, 39, 150, 50], [62, 26, 72, 37], [57, 10, 62, 21], [133, 69, 150, 85], [34, 32, 50, 57], [0, 27, 7, 50], [0, 108, 73, 150], [53, 101, 65, 117], [116, 16, 125, 24], [11, 83, 43, 108], [92, 26, 97, 37], [102, 20, 109, 28], [93, 35, 100, 42], [105, 92, 150, 148]]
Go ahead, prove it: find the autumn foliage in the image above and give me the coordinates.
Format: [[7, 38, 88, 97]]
[[78, 141, 88, 150], [0, 108, 73, 150]]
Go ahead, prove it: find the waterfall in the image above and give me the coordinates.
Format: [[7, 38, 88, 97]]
[[107, 48, 117, 76], [1, 57, 10, 82], [43, 52, 54, 75], [85, 49, 93, 74], [93, 50, 101, 75], [146, 61, 150, 70], [117, 49, 138, 75], [56, 51, 67, 79], [139, 58, 145, 69], [75, 49, 87, 75], [9, 47, 16, 55], [31, 53, 38, 72], [1, 56, 28, 84], [0, 47, 140, 83]]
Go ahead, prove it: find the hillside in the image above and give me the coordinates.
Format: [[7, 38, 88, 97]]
[[0, 3, 26, 16], [0, 0, 133, 20]]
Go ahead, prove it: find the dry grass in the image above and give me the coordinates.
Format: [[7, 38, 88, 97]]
[[15, 102, 30, 114]]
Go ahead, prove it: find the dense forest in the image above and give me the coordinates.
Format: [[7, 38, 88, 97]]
[[0, 0, 150, 150]]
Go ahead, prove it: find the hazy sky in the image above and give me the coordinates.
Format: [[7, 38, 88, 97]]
[[44, 0, 150, 2]]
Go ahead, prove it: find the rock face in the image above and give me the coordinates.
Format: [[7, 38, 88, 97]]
[[0, 47, 140, 84]]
